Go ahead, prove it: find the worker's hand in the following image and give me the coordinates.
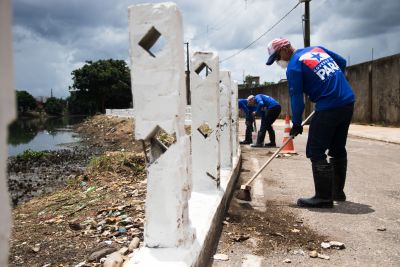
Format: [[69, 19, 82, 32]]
[[290, 124, 303, 137], [252, 111, 256, 117]]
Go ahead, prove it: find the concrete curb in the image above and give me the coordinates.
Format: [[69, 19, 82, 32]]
[[194, 152, 242, 267], [124, 150, 242, 266]]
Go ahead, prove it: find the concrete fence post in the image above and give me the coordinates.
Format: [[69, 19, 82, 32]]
[[231, 80, 239, 156], [128, 2, 194, 248], [190, 52, 221, 192], [219, 71, 233, 170], [0, 0, 16, 263]]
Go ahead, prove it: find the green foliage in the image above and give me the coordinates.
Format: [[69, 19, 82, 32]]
[[68, 59, 132, 114], [263, 81, 275, 86], [44, 97, 65, 115], [16, 90, 37, 113], [88, 152, 145, 175], [15, 149, 49, 161]]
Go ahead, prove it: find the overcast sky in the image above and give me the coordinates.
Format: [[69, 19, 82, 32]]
[[11, 0, 400, 98]]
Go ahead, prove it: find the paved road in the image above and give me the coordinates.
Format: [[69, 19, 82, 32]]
[[212, 120, 400, 267]]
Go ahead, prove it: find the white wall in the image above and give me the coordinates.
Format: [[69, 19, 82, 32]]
[[0, 0, 16, 264]]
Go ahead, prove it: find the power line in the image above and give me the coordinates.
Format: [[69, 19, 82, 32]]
[[191, 1, 245, 41], [220, 2, 301, 63]]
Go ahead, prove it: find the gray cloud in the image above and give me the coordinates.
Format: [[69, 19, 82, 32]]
[[10, 0, 400, 98]]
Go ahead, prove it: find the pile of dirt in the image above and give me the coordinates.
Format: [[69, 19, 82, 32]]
[[9, 115, 147, 266], [218, 199, 327, 257], [75, 115, 141, 152]]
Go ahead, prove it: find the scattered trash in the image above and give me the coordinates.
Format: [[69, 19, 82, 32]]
[[291, 229, 300, 233], [317, 253, 330, 260], [283, 258, 292, 263], [86, 186, 96, 193], [213, 253, 229, 261], [329, 241, 345, 250], [321, 242, 331, 249], [321, 241, 345, 250], [232, 234, 250, 242], [377, 226, 387, 231]]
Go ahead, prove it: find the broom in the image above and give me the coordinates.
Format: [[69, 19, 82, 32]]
[[236, 111, 315, 201]]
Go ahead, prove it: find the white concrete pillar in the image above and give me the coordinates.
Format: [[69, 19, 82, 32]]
[[190, 52, 221, 192], [231, 80, 239, 156], [219, 71, 233, 169], [0, 0, 16, 264], [128, 2, 194, 248]]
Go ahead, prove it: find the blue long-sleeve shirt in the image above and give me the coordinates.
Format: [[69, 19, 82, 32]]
[[254, 94, 280, 115], [238, 99, 255, 120], [286, 46, 355, 125]]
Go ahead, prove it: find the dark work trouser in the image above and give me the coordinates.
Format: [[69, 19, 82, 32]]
[[244, 116, 255, 142], [259, 105, 281, 144], [306, 103, 354, 162]]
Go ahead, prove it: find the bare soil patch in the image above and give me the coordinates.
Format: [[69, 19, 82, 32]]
[[218, 197, 327, 257]]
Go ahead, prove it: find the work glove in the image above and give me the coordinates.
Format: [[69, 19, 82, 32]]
[[290, 124, 303, 137]]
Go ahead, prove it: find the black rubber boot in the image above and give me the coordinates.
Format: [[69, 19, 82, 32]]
[[330, 157, 347, 201], [264, 129, 276, 147], [266, 128, 276, 147], [264, 142, 277, 147], [297, 160, 334, 208], [250, 131, 266, 148], [240, 126, 253, 144]]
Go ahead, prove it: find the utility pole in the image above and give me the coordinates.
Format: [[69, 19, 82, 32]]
[[301, 0, 312, 118], [184, 42, 191, 105]]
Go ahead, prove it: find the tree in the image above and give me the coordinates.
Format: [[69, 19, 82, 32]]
[[44, 97, 65, 116], [16, 90, 37, 113], [69, 59, 132, 114]]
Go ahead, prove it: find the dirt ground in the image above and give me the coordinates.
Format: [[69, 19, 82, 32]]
[[211, 146, 332, 266], [9, 115, 147, 266]]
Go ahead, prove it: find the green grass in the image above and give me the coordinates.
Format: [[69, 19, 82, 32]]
[[16, 149, 49, 161]]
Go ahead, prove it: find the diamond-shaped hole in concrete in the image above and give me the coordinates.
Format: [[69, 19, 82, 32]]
[[195, 62, 213, 80], [148, 127, 176, 164], [138, 26, 166, 58], [197, 122, 213, 139]]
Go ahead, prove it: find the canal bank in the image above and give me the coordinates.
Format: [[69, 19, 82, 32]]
[[9, 115, 147, 266]]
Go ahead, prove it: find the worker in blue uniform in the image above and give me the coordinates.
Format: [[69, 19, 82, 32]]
[[238, 98, 256, 144], [247, 94, 281, 148], [266, 37, 355, 208]]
